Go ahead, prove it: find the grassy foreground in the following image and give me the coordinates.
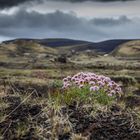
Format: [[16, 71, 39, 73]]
[[0, 73, 140, 140]]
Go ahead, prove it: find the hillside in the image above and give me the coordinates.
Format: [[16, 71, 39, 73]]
[[0, 39, 58, 59], [38, 38, 90, 47], [112, 40, 140, 57], [3, 38, 90, 48], [1, 38, 140, 57]]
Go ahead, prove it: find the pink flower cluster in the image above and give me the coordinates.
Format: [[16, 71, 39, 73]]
[[62, 72, 122, 96]]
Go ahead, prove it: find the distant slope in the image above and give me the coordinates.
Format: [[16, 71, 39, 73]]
[[65, 39, 132, 53], [112, 40, 140, 57], [3, 38, 90, 48], [1, 38, 140, 55], [91, 39, 132, 53], [0, 39, 57, 59], [38, 38, 91, 47]]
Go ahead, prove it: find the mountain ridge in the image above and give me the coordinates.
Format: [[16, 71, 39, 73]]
[[1, 38, 140, 56]]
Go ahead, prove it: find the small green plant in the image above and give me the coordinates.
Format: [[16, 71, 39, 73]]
[[52, 72, 121, 105], [53, 86, 115, 105]]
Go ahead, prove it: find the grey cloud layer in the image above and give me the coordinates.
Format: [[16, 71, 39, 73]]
[[90, 16, 131, 26], [0, 0, 39, 9], [0, 10, 139, 41], [0, 0, 136, 9]]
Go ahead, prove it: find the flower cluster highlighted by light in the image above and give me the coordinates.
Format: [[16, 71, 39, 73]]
[[62, 72, 122, 96]]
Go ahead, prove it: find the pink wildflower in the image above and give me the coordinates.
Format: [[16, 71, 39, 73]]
[[110, 90, 116, 94], [89, 81, 96, 85], [79, 84, 84, 89], [62, 72, 122, 96], [97, 81, 105, 87], [67, 76, 71, 80], [108, 94, 112, 97], [90, 86, 99, 92], [63, 78, 68, 82]]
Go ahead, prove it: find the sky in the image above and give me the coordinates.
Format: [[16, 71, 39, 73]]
[[0, 0, 140, 42]]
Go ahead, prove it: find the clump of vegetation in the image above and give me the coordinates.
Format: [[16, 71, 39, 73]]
[[53, 72, 122, 105], [55, 55, 67, 63]]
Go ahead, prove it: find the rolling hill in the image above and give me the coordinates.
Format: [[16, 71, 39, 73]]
[[1, 38, 140, 57], [62, 39, 132, 53], [0, 39, 58, 59], [112, 40, 140, 57]]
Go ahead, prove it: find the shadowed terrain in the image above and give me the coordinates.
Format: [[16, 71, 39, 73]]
[[0, 38, 140, 139]]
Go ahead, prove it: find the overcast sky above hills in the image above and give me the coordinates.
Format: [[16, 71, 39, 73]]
[[0, 0, 140, 42]]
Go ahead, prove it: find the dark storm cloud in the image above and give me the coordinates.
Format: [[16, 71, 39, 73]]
[[51, 0, 135, 1], [0, 9, 139, 41], [0, 0, 41, 9], [0, 9, 132, 28], [0, 0, 136, 9], [0, 10, 80, 28]]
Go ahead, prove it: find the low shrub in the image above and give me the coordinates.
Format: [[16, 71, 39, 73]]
[[58, 72, 122, 105]]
